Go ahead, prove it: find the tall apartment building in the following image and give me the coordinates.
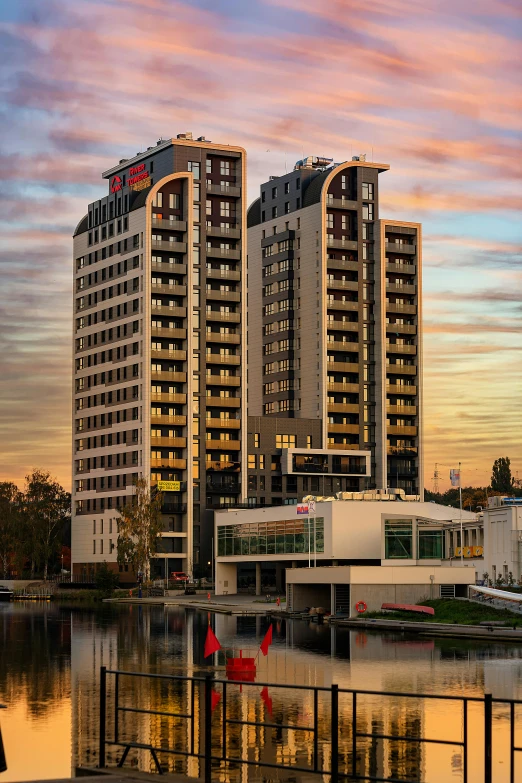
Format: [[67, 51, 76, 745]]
[[247, 156, 422, 496], [72, 134, 247, 580]]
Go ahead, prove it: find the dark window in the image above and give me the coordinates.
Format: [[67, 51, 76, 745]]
[[284, 182, 290, 194]]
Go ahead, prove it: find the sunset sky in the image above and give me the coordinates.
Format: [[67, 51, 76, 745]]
[[0, 0, 520, 493]]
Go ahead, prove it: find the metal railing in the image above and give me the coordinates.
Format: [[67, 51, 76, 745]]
[[98, 666, 522, 783]]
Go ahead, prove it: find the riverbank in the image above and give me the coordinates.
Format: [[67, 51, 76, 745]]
[[363, 598, 522, 625]]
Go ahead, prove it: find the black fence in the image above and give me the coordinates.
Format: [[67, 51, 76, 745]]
[[98, 666, 522, 783]]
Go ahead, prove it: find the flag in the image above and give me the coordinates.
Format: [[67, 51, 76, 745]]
[[260, 686, 273, 717], [450, 469, 461, 487], [211, 689, 221, 713], [260, 624, 273, 656], [204, 625, 221, 658]]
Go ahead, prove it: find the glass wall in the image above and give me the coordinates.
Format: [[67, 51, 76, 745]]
[[418, 529, 444, 559], [384, 519, 413, 559], [217, 518, 325, 556]]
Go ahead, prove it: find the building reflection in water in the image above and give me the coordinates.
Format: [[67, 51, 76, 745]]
[[1, 604, 522, 782]]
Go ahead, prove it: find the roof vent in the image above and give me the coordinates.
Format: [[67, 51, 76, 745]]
[[119, 159, 128, 164], [147, 146, 153, 150], [197, 136, 210, 142], [352, 154, 366, 162], [294, 155, 333, 170], [156, 139, 164, 146], [177, 132, 193, 140], [268, 175, 279, 181]]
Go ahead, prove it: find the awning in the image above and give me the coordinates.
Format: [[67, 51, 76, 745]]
[[469, 585, 522, 603]]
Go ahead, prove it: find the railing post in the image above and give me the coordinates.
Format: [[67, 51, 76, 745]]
[[204, 674, 213, 783], [352, 691, 357, 779], [99, 666, 107, 769], [484, 693, 492, 783], [331, 684, 339, 783]]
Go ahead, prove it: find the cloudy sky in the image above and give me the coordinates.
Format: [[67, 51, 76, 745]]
[[0, 0, 521, 492]]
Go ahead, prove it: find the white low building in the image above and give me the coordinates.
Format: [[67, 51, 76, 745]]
[[482, 497, 522, 584], [214, 494, 478, 597]]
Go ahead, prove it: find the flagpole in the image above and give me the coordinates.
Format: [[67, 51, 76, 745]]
[[459, 461, 463, 564]]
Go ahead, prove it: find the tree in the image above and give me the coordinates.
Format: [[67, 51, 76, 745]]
[[491, 457, 514, 494], [0, 482, 23, 579], [24, 469, 71, 581], [95, 561, 120, 597], [116, 477, 163, 581]]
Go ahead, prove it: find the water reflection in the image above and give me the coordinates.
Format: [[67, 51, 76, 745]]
[[0, 604, 521, 782]]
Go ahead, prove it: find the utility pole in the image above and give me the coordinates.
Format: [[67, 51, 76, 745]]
[[459, 462, 463, 563], [433, 463, 440, 494]]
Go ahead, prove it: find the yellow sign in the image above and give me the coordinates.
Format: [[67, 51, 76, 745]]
[[454, 546, 481, 558], [473, 546, 484, 557], [157, 480, 181, 492], [130, 176, 151, 192]]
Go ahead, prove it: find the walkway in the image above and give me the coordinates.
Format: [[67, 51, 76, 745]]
[[107, 592, 286, 615]]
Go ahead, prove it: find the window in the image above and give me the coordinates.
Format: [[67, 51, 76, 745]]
[[384, 519, 413, 559], [259, 455, 265, 470], [362, 203, 374, 221], [220, 201, 230, 217], [272, 186, 277, 199], [275, 434, 296, 449], [248, 454, 256, 469], [284, 182, 290, 194], [306, 435, 312, 449], [206, 159, 212, 174], [188, 162, 201, 179], [254, 433, 260, 448], [284, 202, 290, 214], [152, 192, 163, 207], [418, 529, 443, 559], [272, 206, 277, 219], [362, 182, 374, 200], [193, 183, 200, 201], [327, 213, 334, 229], [261, 191, 266, 203], [220, 160, 230, 176]]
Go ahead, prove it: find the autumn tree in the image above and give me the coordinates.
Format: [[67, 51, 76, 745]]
[[24, 469, 71, 581], [491, 457, 514, 495], [116, 477, 163, 581], [0, 482, 23, 579]]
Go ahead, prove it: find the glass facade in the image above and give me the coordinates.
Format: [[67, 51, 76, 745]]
[[384, 519, 413, 559], [418, 529, 444, 559], [217, 518, 325, 556]]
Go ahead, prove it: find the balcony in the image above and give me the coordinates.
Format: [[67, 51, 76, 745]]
[[327, 237, 358, 251], [205, 288, 240, 303], [386, 282, 416, 295], [386, 242, 416, 255], [326, 300, 359, 313], [327, 423, 360, 434], [151, 393, 187, 404], [386, 303, 416, 315], [152, 260, 187, 275], [205, 459, 241, 472], [151, 371, 187, 383], [206, 353, 240, 365], [387, 405, 417, 416], [205, 439, 240, 450], [387, 425, 418, 436], [151, 327, 187, 340], [151, 349, 186, 361], [151, 283, 187, 297], [386, 323, 417, 335], [205, 311, 240, 323], [327, 340, 359, 352], [386, 263, 416, 275], [206, 246, 241, 261], [387, 446, 418, 456], [387, 364, 417, 376], [386, 344, 417, 355], [205, 417, 240, 429], [206, 225, 241, 239], [327, 320, 359, 333], [205, 331, 240, 344], [386, 384, 417, 395], [327, 361, 359, 373], [150, 414, 187, 426], [328, 441, 360, 450], [206, 395, 240, 408], [151, 458, 187, 470], [151, 239, 187, 254], [206, 267, 240, 281], [151, 305, 187, 319], [152, 218, 187, 232], [327, 401, 360, 411], [150, 437, 187, 449], [326, 258, 359, 273], [327, 279, 358, 292], [326, 197, 358, 210], [205, 375, 240, 387], [207, 183, 241, 197]]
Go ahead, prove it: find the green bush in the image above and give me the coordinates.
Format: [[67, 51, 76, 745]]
[[95, 561, 120, 597]]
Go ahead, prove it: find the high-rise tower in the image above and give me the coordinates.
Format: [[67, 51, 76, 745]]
[[247, 155, 422, 496], [72, 134, 247, 580]]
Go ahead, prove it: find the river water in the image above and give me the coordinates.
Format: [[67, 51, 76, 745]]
[[0, 602, 521, 783]]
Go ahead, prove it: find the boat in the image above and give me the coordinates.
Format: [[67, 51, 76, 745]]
[[381, 603, 435, 616], [0, 586, 13, 602]]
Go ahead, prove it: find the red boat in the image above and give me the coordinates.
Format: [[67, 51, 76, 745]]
[[226, 650, 257, 682], [381, 603, 435, 616]]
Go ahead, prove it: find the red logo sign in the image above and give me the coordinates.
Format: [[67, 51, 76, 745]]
[[111, 176, 122, 193]]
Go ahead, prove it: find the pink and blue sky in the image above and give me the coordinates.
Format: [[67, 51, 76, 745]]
[[0, 0, 520, 492]]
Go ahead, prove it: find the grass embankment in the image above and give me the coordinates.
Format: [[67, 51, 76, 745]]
[[364, 599, 522, 627], [53, 588, 132, 601]]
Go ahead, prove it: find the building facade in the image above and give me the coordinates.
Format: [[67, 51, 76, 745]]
[[247, 156, 422, 496], [71, 134, 247, 580]]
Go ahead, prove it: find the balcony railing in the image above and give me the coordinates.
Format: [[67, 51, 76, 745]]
[[205, 439, 240, 450], [386, 323, 417, 335], [206, 182, 241, 196], [386, 262, 416, 275], [151, 393, 187, 404], [205, 417, 240, 429], [151, 218, 187, 232], [326, 361, 359, 373], [326, 258, 359, 272], [386, 364, 417, 375], [205, 332, 240, 344], [205, 289, 241, 303], [387, 405, 417, 415], [150, 436, 187, 449], [327, 398, 359, 408], [206, 225, 241, 239], [150, 414, 187, 426], [326, 340, 359, 352], [386, 343, 417, 355], [205, 353, 240, 365], [386, 302, 416, 315], [205, 311, 240, 323], [386, 384, 417, 395], [151, 349, 186, 361], [151, 305, 187, 318], [151, 327, 187, 340], [205, 268, 240, 281], [327, 237, 358, 251], [205, 375, 241, 387], [151, 239, 187, 254], [387, 425, 418, 436], [206, 396, 240, 407], [327, 422, 359, 433], [326, 300, 359, 312], [386, 282, 416, 295], [386, 241, 416, 254], [326, 196, 358, 210], [151, 371, 187, 383], [150, 458, 187, 469], [326, 279, 358, 292], [327, 320, 359, 332], [151, 283, 187, 297]]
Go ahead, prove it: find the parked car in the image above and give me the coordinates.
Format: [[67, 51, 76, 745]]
[[170, 571, 190, 583]]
